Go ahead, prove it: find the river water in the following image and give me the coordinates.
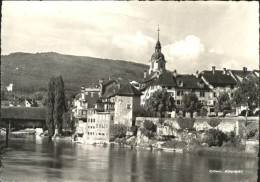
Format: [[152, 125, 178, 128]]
[[1, 137, 258, 182]]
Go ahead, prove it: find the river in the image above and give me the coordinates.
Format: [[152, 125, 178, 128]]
[[1, 137, 258, 182]]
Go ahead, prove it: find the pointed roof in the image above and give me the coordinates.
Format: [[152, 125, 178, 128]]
[[201, 70, 237, 86], [115, 83, 142, 96]]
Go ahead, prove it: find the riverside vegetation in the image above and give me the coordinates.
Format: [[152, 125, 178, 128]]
[[110, 118, 258, 158]]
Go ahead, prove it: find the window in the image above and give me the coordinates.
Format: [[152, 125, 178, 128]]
[[200, 91, 205, 97], [213, 92, 216, 97], [177, 91, 183, 96], [231, 93, 234, 97], [168, 86, 171, 89], [170, 92, 174, 96], [111, 116, 114, 121], [126, 104, 131, 109], [177, 100, 181, 105]]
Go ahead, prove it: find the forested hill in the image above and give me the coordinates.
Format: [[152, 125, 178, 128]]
[[1, 52, 148, 92]]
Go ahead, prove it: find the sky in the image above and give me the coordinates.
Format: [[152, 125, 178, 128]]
[[1, 1, 259, 74]]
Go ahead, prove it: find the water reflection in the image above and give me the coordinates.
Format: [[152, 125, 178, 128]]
[[2, 138, 258, 182]]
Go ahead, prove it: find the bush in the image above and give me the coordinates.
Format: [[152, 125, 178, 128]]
[[239, 110, 253, 116], [177, 118, 196, 130], [143, 120, 157, 133], [111, 124, 127, 138], [140, 128, 155, 139], [222, 131, 245, 151], [207, 118, 221, 128], [205, 129, 227, 147], [130, 125, 138, 136], [246, 129, 258, 139]]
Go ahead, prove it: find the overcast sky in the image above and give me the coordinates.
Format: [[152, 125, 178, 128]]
[[2, 1, 259, 73]]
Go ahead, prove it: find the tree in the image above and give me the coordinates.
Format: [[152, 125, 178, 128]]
[[233, 77, 259, 114], [182, 92, 202, 118], [46, 76, 67, 137], [215, 92, 232, 116], [111, 124, 127, 138], [144, 89, 175, 118]]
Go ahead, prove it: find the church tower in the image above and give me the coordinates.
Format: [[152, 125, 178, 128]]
[[149, 26, 166, 74]]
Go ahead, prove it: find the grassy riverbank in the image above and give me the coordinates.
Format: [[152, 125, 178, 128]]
[[188, 146, 257, 158]]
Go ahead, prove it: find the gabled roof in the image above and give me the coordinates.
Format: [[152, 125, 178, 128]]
[[115, 83, 142, 96], [142, 71, 177, 88], [99, 80, 120, 99], [175, 74, 209, 90], [201, 70, 237, 86], [1, 107, 46, 120]]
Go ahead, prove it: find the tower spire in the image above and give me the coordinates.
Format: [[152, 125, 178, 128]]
[[157, 25, 160, 41]]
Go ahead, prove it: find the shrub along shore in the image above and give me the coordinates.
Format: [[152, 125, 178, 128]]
[[110, 120, 258, 158]]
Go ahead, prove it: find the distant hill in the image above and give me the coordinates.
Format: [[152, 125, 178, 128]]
[[1, 52, 149, 93]]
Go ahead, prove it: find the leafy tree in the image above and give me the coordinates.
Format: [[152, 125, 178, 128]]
[[46, 76, 67, 137], [144, 89, 175, 118], [111, 124, 127, 138], [182, 92, 202, 118], [143, 120, 157, 133], [233, 77, 259, 114], [215, 92, 232, 116]]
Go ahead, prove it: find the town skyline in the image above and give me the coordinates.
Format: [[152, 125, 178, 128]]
[[2, 1, 259, 74]]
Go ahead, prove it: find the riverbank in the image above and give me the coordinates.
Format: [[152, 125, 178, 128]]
[[113, 139, 258, 158]]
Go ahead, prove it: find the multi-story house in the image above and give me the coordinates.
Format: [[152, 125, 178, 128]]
[[82, 79, 120, 143], [200, 66, 237, 114], [72, 85, 100, 119], [174, 73, 210, 108], [114, 83, 142, 127]]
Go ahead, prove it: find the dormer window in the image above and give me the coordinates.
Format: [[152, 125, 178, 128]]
[[179, 81, 183, 87]]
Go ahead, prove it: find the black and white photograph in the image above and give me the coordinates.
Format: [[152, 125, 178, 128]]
[[0, 1, 259, 182]]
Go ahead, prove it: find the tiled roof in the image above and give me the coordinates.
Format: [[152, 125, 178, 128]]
[[116, 83, 142, 96], [201, 70, 237, 86], [1, 107, 46, 120], [99, 80, 120, 99], [85, 93, 99, 108], [230, 70, 252, 78], [175, 74, 209, 90]]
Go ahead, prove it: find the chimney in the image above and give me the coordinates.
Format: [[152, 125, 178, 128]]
[[196, 70, 199, 78], [81, 85, 85, 100], [223, 68, 227, 75], [99, 78, 104, 96], [81, 85, 85, 93], [243, 67, 247, 72], [173, 69, 177, 77], [144, 69, 147, 79], [212, 66, 216, 74]]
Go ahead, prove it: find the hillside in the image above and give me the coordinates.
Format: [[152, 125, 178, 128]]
[[1, 52, 148, 92]]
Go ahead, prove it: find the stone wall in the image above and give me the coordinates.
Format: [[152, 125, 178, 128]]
[[135, 117, 258, 136]]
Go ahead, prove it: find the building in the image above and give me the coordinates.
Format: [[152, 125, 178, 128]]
[[72, 85, 100, 119], [114, 83, 142, 127], [77, 79, 121, 143], [200, 66, 237, 114], [140, 28, 209, 117], [6, 83, 13, 92]]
